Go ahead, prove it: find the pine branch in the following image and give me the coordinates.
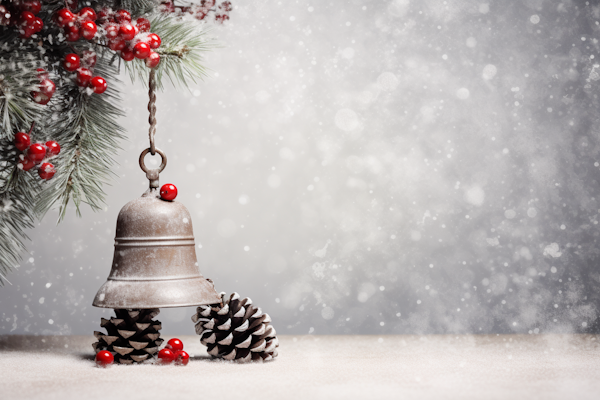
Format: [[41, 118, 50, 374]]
[[0, 60, 43, 138], [125, 14, 214, 90], [0, 59, 46, 285], [0, 169, 38, 285], [35, 57, 125, 220]]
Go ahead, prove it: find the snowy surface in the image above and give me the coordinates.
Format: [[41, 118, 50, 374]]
[[1, 334, 600, 400], [3, 1, 600, 336]]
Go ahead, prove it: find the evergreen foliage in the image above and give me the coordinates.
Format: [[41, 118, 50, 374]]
[[126, 15, 212, 90]]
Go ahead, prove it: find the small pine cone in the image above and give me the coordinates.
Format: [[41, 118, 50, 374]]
[[192, 292, 279, 362], [92, 308, 163, 364]]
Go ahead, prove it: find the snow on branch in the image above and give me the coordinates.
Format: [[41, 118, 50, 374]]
[[125, 14, 213, 90]]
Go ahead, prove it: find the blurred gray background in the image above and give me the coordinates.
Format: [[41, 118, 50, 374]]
[[2, 0, 600, 336]]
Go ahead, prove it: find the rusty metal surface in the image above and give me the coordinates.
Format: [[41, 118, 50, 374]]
[[93, 190, 221, 309], [139, 148, 166, 189]]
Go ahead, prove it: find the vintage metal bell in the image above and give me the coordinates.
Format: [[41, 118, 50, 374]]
[[93, 148, 220, 309]]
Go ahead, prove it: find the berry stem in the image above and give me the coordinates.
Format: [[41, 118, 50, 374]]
[[171, 1, 219, 14], [67, 43, 79, 55], [173, 4, 217, 12], [28, 121, 35, 136], [89, 40, 111, 50], [158, 46, 190, 58]]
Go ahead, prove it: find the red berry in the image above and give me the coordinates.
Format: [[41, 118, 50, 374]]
[[46, 141, 61, 156], [56, 9, 76, 27], [79, 7, 97, 21], [22, 0, 42, 15], [119, 23, 135, 40], [65, 23, 81, 41], [215, 14, 230, 24], [36, 68, 49, 80], [63, 53, 80, 72], [147, 33, 161, 49], [27, 143, 45, 164], [120, 48, 135, 61], [76, 68, 92, 86], [80, 20, 97, 40], [20, 11, 36, 25], [18, 155, 35, 172], [108, 38, 126, 51], [162, 2, 176, 13], [32, 17, 43, 33], [90, 76, 107, 94], [104, 24, 118, 39], [133, 42, 151, 59], [81, 50, 96, 68], [219, 1, 233, 12], [38, 162, 56, 180], [160, 184, 177, 201], [97, 8, 112, 22], [19, 25, 35, 38], [32, 92, 50, 105], [0, 6, 10, 26], [146, 51, 160, 68], [95, 350, 114, 366], [39, 79, 56, 97], [166, 338, 184, 352], [157, 348, 176, 363], [14, 132, 31, 151], [175, 351, 189, 366], [136, 17, 150, 32], [115, 9, 131, 23]]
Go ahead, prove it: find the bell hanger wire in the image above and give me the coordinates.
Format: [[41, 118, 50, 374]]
[[148, 69, 158, 156], [139, 70, 166, 190]]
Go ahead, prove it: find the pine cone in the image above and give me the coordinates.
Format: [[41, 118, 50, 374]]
[[192, 292, 279, 362], [92, 308, 163, 364]]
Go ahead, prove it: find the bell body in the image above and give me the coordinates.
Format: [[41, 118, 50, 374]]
[[93, 191, 220, 309]]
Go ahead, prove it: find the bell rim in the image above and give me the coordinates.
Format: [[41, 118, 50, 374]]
[[92, 301, 220, 309], [92, 277, 221, 309]]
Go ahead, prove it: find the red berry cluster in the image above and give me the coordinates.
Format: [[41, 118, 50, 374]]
[[215, 0, 232, 23], [158, 338, 189, 365], [14, 126, 60, 181], [54, 7, 98, 42], [32, 68, 56, 105], [159, 0, 232, 23], [97, 9, 161, 68], [0, 0, 43, 38], [62, 51, 106, 94]]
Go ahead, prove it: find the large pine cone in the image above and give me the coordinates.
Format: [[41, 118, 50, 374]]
[[92, 308, 163, 364], [192, 292, 279, 362]]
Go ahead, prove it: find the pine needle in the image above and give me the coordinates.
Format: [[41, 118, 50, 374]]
[[126, 14, 216, 90]]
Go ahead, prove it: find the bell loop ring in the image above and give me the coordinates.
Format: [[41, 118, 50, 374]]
[[139, 148, 167, 189], [139, 147, 167, 173]]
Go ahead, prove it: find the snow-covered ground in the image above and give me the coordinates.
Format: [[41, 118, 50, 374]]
[[1, 334, 599, 400]]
